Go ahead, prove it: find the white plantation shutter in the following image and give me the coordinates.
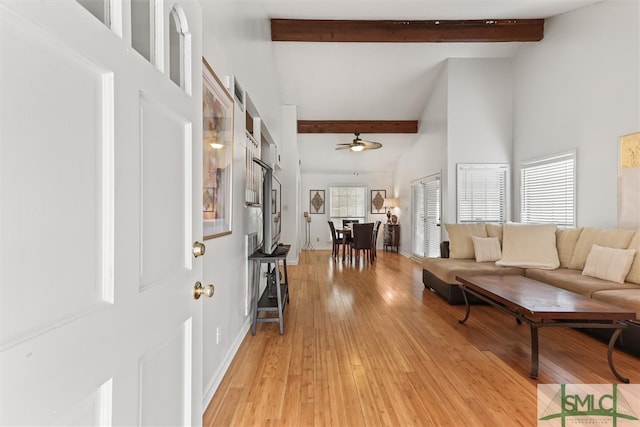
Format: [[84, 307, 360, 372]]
[[457, 164, 509, 223], [425, 175, 441, 258], [412, 173, 441, 258], [521, 151, 576, 227], [412, 182, 425, 256]]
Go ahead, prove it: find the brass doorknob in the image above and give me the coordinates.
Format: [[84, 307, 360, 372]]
[[192, 241, 206, 257], [193, 282, 214, 300]]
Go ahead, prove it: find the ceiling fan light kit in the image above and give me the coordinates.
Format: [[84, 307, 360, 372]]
[[335, 132, 382, 152]]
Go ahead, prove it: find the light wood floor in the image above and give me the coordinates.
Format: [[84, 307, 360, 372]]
[[204, 250, 640, 426]]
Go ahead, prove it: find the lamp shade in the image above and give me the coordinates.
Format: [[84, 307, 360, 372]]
[[383, 198, 398, 208]]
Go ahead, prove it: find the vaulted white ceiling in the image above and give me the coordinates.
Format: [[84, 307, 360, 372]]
[[235, 1, 604, 174]]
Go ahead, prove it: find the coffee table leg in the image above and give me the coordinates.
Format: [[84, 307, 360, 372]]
[[530, 326, 539, 379], [458, 287, 471, 324], [607, 328, 629, 383]]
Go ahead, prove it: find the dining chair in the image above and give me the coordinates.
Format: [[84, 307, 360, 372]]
[[341, 219, 358, 250], [327, 221, 340, 258], [349, 222, 375, 263], [371, 220, 381, 261]]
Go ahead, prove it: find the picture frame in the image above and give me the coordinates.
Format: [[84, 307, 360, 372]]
[[371, 189, 386, 214], [618, 132, 640, 229], [203, 57, 234, 239], [310, 190, 325, 214]]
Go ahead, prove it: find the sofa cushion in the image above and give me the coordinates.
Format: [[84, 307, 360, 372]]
[[582, 244, 637, 284], [556, 227, 583, 268], [525, 268, 638, 297], [495, 223, 559, 269], [486, 223, 503, 243], [472, 236, 502, 262], [421, 258, 524, 284], [591, 289, 640, 319], [567, 227, 636, 270], [626, 231, 640, 285], [444, 223, 487, 259]]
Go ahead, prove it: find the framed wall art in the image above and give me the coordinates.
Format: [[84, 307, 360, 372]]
[[371, 189, 386, 214], [203, 57, 234, 239], [310, 190, 325, 214], [618, 132, 640, 229]]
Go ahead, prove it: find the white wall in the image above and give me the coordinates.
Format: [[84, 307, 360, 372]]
[[301, 172, 392, 250], [280, 105, 302, 261], [394, 58, 513, 252], [513, 0, 640, 228], [199, 2, 298, 408], [447, 58, 513, 224], [395, 63, 449, 254]]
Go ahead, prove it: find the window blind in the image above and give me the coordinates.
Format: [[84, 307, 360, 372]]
[[457, 164, 508, 223], [520, 151, 576, 227], [329, 186, 366, 222]]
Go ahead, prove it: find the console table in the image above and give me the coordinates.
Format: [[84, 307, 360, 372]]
[[383, 224, 399, 252], [248, 244, 290, 335]]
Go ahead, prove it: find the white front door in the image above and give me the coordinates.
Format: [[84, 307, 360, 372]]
[[0, 2, 204, 425]]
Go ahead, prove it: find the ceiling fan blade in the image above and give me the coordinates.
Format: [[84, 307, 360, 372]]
[[361, 141, 383, 150], [334, 145, 352, 150]]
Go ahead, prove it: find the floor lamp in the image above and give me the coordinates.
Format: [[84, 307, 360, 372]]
[[302, 212, 314, 250]]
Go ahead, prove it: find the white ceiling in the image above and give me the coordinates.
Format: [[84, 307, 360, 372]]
[[259, 0, 603, 174]]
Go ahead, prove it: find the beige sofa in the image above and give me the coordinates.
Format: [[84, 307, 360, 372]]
[[422, 223, 640, 356]]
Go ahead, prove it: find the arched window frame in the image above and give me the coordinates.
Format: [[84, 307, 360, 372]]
[[168, 4, 192, 94]]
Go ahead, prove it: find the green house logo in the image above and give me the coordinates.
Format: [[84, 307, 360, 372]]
[[539, 384, 639, 426]]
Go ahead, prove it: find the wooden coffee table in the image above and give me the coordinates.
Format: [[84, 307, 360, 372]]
[[456, 275, 636, 383]]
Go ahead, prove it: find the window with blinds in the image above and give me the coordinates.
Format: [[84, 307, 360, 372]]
[[412, 173, 441, 258], [329, 186, 366, 223], [520, 151, 576, 227], [457, 164, 509, 223]]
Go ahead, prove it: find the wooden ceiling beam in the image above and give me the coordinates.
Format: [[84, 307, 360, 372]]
[[272, 19, 544, 43], [297, 120, 418, 134]]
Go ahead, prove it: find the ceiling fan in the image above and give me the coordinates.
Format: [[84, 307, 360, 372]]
[[335, 132, 383, 152]]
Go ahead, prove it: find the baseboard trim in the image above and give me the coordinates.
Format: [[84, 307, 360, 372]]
[[201, 318, 251, 413]]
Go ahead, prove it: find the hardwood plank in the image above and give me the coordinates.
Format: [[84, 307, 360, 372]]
[[297, 120, 418, 134], [280, 374, 301, 426], [272, 19, 544, 43], [204, 250, 640, 426]]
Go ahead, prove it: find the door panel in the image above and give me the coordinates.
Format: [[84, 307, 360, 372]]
[[139, 320, 191, 426], [1, 12, 113, 349], [139, 95, 191, 291]]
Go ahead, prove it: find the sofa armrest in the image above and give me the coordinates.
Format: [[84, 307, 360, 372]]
[[440, 241, 450, 258]]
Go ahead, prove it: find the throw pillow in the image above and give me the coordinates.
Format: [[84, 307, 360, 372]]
[[582, 244, 637, 284], [472, 236, 502, 262], [495, 223, 560, 269], [444, 223, 487, 259]]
